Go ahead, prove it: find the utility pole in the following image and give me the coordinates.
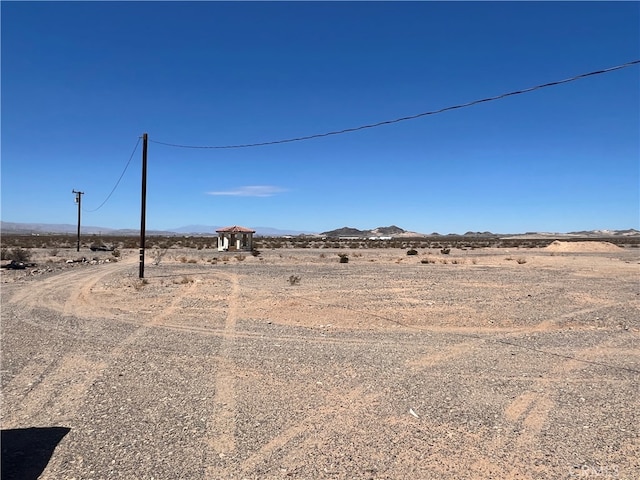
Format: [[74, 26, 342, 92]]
[[139, 133, 148, 278], [72, 190, 84, 252]]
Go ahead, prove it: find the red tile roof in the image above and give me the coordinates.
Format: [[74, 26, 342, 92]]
[[215, 225, 255, 233]]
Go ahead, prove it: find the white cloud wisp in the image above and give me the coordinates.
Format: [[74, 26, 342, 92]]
[[206, 185, 286, 197]]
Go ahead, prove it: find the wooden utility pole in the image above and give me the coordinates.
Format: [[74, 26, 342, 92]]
[[139, 133, 148, 278], [72, 190, 84, 252]]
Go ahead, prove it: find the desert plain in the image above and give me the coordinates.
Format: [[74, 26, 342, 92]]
[[1, 241, 639, 479]]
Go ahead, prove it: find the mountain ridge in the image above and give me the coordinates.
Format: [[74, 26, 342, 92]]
[[1, 221, 638, 238]]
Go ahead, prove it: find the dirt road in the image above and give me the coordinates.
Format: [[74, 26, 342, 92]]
[[1, 247, 639, 479]]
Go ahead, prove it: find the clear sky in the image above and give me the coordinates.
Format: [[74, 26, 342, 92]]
[[2, 1, 639, 234]]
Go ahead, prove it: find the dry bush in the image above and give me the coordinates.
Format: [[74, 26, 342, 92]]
[[174, 276, 194, 284], [133, 279, 149, 291], [235, 254, 246, 262], [5, 247, 32, 262], [288, 275, 301, 286], [152, 245, 170, 266], [516, 257, 527, 264]]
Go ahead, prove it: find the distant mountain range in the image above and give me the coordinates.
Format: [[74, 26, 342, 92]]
[[0, 221, 313, 237], [1, 221, 638, 238], [320, 225, 640, 238]]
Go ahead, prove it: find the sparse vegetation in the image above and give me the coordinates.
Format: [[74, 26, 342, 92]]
[[174, 276, 194, 284], [133, 278, 149, 290], [338, 253, 349, 263], [0, 232, 638, 261], [288, 275, 301, 285], [516, 257, 527, 264], [152, 244, 170, 266], [406, 249, 418, 256], [5, 247, 32, 262]]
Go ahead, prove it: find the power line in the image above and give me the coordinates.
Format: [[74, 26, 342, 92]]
[[149, 59, 639, 150], [83, 137, 141, 213]]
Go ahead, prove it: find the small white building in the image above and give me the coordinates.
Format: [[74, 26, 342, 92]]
[[216, 225, 255, 252]]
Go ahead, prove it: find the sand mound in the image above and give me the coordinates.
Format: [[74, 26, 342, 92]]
[[544, 240, 621, 252]]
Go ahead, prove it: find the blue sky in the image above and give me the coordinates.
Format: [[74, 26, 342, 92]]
[[2, 1, 639, 234]]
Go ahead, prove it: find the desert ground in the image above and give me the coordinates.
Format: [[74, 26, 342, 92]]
[[1, 242, 639, 479]]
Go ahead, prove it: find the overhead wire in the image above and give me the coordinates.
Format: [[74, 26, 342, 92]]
[[149, 59, 639, 150], [83, 137, 141, 212]]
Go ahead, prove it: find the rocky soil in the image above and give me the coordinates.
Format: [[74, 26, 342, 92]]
[[1, 245, 639, 479]]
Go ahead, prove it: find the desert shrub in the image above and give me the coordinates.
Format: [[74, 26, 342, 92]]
[[1, 247, 8, 260], [451, 259, 465, 264], [516, 257, 527, 264], [440, 248, 451, 255], [133, 278, 149, 291], [112, 249, 121, 258], [6, 247, 32, 262], [152, 245, 170, 266], [288, 275, 301, 285], [179, 256, 188, 263], [235, 254, 246, 262], [49, 248, 59, 257], [407, 249, 418, 256], [338, 253, 349, 263], [251, 249, 261, 257], [174, 276, 193, 284]]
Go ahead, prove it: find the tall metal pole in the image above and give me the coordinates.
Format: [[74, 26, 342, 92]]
[[72, 190, 84, 252], [139, 133, 148, 278]]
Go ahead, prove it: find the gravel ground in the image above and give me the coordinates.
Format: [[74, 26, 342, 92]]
[[1, 247, 639, 479]]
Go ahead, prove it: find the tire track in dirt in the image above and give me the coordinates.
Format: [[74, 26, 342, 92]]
[[1, 258, 202, 430], [2, 261, 135, 428], [237, 386, 373, 476], [207, 271, 240, 469], [497, 336, 629, 477]]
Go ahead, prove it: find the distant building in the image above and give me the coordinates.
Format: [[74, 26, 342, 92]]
[[216, 225, 255, 252]]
